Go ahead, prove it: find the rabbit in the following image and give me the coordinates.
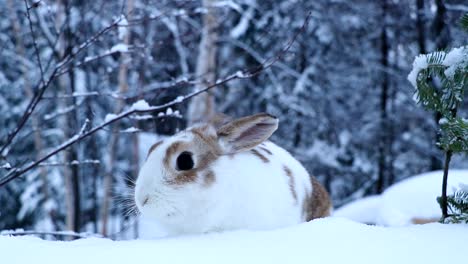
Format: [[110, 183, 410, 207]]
[[134, 113, 332, 236]]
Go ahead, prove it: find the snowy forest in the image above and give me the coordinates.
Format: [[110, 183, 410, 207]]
[[0, 0, 467, 242]]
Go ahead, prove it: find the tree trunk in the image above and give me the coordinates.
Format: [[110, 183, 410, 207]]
[[55, 0, 82, 233], [417, 0, 442, 171], [376, 0, 390, 194], [416, 0, 426, 54], [432, 0, 452, 218], [430, 0, 450, 171], [101, 0, 134, 236], [187, 0, 219, 125], [433, 0, 449, 50], [440, 150, 452, 219], [8, 0, 56, 229]]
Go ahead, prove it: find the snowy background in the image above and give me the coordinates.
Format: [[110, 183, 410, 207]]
[[0, 0, 467, 257]]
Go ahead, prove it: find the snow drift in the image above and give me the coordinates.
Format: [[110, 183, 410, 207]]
[[1, 217, 467, 264], [334, 170, 468, 226]]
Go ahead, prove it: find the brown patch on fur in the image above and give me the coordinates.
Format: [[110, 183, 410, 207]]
[[164, 127, 221, 186], [283, 165, 297, 203], [190, 126, 221, 155], [163, 141, 195, 185], [303, 176, 332, 221], [203, 170, 216, 186], [250, 149, 269, 163], [259, 146, 273, 155], [163, 141, 184, 167], [411, 217, 439, 225], [147, 140, 163, 159], [169, 170, 198, 185]]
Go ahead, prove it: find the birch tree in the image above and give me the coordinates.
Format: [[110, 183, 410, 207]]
[[187, 0, 219, 125]]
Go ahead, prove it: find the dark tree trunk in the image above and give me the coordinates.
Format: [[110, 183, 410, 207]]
[[376, 0, 390, 194], [441, 151, 452, 219], [64, 8, 81, 232], [430, 0, 450, 171], [433, 0, 449, 50], [416, 0, 426, 54]]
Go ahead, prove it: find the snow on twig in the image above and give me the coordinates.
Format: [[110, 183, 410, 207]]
[[1, 229, 102, 239], [38, 160, 100, 167]]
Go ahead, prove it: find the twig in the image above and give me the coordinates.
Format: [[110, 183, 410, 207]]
[[55, 16, 126, 72], [0, 14, 124, 157], [38, 160, 100, 167], [24, 0, 45, 87], [0, 67, 58, 158], [0, 11, 312, 187], [56, 44, 134, 76], [0, 4, 228, 155], [1, 230, 102, 239], [0, 11, 130, 159], [0, 0, 53, 158]]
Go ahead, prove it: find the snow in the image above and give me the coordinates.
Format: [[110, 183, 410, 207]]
[[230, 6, 253, 39], [378, 170, 467, 226], [460, 183, 468, 192], [110, 43, 129, 53], [234, 70, 246, 78], [174, 95, 184, 103], [438, 117, 449, 125], [315, 24, 333, 44], [1, 162, 11, 169], [104, 113, 118, 123], [131, 100, 151, 111], [1, 217, 467, 264], [117, 15, 129, 40], [335, 170, 468, 226], [443, 46, 467, 79], [408, 46, 467, 88], [121, 127, 139, 133], [304, 139, 341, 167], [407, 53, 428, 87], [333, 195, 381, 224]]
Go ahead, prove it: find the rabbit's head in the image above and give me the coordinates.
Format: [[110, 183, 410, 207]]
[[134, 113, 278, 224]]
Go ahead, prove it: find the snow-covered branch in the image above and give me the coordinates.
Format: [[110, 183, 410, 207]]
[[1, 230, 102, 239], [38, 160, 100, 167], [0, 11, 312, 187]]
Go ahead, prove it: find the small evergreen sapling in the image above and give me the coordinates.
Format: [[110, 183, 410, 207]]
[[408, 14, 468, 223], [441, 184, 468, 223]]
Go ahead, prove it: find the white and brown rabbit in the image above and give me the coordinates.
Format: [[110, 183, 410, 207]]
[[134, 113, 332, 235]]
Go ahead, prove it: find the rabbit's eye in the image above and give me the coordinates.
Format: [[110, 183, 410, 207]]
[[176, 151, 194, 171]]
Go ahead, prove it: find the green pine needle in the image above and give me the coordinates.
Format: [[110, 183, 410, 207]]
[[460, 13, 468, 32]]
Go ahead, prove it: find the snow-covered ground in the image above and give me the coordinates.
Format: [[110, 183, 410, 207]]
[[1, 217, 467, 264], [335, 170, 468, 226], [3, 136, 463, 264]]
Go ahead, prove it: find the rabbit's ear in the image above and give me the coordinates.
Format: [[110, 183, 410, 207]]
[[217, 113, 278, 154]]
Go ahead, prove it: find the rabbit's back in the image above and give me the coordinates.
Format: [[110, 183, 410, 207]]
[[209, 141, 329, 229]]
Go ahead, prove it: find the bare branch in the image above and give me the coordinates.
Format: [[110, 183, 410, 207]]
[[56, 44, 135, 76], [1, 230, 102, 239], [0, 13, 124, 157], [24, 0, 46, 87], [38, 160, 100, 167], [0, 67, 58, 158]]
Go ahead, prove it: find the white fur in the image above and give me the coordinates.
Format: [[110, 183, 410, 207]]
[[135, 131, 314, 236]]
